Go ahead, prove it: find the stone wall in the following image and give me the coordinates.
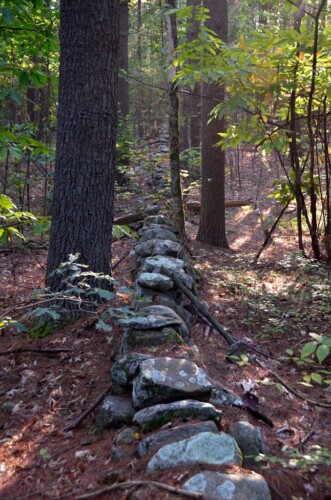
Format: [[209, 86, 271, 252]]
[[98, 215, 271, 499]]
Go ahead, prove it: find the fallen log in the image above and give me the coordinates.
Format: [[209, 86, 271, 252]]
[[113, 212, 145, 225], [114, 200, 253, 226], [186, 199, 253, 212]]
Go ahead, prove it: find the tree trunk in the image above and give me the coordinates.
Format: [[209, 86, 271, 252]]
[[186, 0, 201, 149], [118, 0, 129, 119], [197, 0, 229, 248], [167, 0, 186, 237], [46, 0, 119, 291]]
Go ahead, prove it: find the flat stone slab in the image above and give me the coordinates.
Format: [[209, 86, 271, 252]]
[[135, 240, 184, 259], [117, 305, 188, 337], [132, 357, 212, 409], [111, 353, 151, 387], [147, 431, 242, 472], [120, 327, 182, 353], [137, 420, 219, 457], [98, 396, 135, 429], [141, 228, 178, 242], [228, 421, 267, 466], [133, 400, 222, 432], [137, 272, 174, 292], [141, 256, 193, 289], [182, 471, 271, 500]]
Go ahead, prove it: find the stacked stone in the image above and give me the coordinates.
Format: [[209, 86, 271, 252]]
[[99, 215, 271, 499]]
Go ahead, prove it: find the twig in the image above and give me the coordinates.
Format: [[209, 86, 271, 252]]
[[0, 347, 72, 356], [76, 480, 203, 499], [251, 356, 331, 408], [112, 250, 131, 271], [299, 429, 315, 451], [63, 384, 112, 432], [253, 201, 290, 263]]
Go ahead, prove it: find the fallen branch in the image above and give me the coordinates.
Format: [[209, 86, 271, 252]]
[[76, 480, 203, 499], [113, 200, 252, 226], [63, 384, 112, 432], [186, 199, 253, 212], [252, 356, 331, 408], [0, 347, 72, 356], [170, 274, 236, 346], [114, 212, 145, 225], [173, 275, 331, 408]]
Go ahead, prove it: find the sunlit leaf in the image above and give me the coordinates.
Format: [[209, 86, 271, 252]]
[[316, 344, 329, 364], [300, 341, 317, 359]]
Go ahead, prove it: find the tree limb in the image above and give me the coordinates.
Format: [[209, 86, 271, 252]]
[[170, 273, 236, 345]]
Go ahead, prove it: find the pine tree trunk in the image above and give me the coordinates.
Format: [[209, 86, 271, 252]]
[[197, 0, 229, 248], [118, 0, 129, 119], [167, 0, 186, 237], [186, 0, 201, 149], [46, 0, 119, 291]]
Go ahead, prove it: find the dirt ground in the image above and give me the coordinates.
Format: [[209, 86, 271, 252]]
[[0, 147, 330, 499]]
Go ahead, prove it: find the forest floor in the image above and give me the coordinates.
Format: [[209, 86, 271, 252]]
[[0, 144, 331, 499]]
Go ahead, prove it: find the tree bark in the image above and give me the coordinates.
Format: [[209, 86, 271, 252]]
[[118, 0, 129, 119], [197, 0, 229, 247], [167, 0, 186, 237], [46, 0, 119, 291], [185, 0, 201, 149]]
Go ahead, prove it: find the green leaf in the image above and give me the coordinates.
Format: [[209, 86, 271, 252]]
[[33, 217, 51, 234], [92, 288, 115, 300], [39, 448, 51, 460], [27, 307, 61, 321], [19, 71, 30, 88], [311, 372, 322, 384], [30, 70, 47, 88], [300, 341, 317, 359], [0, 194, 15, 210], [95, 319, 113, 332], [316, 344, 329, 364], [13, 321, 28, 333]]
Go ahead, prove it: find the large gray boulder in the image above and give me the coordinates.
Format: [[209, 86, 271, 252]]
[[140, 256, 194, 289], [137, 420, 219, 457], [228, 421, 267, 466], [147, 432, 242, 472], [182, 471, 271, 499], [132, 357, 212, 409], [136, 272, 174, 292], [133, 400, 222, 432], [117, 305, 189, 337], [135, 240, 184, 259], [98, 396, 135, 429]]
